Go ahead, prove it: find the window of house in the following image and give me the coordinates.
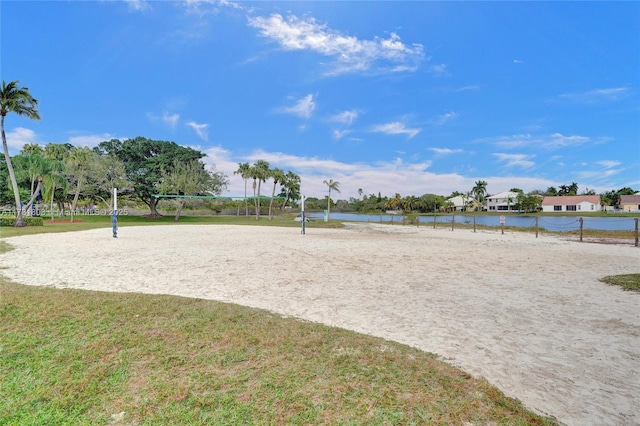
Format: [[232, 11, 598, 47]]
[[566, 205, 577, 211], [554, 205, 562, 211], [578, 205, 581, 210], [591, 205, 595, 210]]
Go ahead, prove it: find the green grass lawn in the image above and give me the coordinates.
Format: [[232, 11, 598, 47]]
[[0, 281, 559, 425], [600, 274, 640, 292], [0, 215, 569, 424]]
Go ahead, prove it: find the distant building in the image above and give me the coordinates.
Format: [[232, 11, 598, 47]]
[[618, 195, 640, 212], [486, 191, 520, 212], [445, 195, 480, 212], [541, 195, 601, 213]]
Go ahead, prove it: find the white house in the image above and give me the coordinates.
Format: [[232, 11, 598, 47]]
[[445, 195, 480, 212], [486, 191, 520, 212], [541, 195, 601, 213]]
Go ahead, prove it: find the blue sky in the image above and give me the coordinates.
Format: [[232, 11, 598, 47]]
[[2, 0, 638, 199]]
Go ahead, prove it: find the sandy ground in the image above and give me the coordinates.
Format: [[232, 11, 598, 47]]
[[1, 223, 639, 425]]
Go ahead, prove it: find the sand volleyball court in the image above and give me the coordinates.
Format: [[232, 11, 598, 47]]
[[1, 223, 638, 425]]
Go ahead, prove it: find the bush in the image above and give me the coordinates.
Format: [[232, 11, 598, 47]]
[[0, 216, 44, 227]]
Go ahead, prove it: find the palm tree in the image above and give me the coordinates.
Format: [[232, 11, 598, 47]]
[[323, 178, 341, 220], [14, 151, 46, 213], [279, 171, 300, 210], [249, 160, 270, 220], [41, 158, 67, 222], [66, 146, 95, 222], [471, 180, 488, 210], [234, 162, 250, 217], [384, 193, 403, 211], [268, 167, 284, 220], [1, 80, 41, 226]]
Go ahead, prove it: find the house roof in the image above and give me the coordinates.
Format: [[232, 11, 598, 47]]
[[487, 191, 520, 200], [541, 195, 601, 206], [619, 195, 640, 204]]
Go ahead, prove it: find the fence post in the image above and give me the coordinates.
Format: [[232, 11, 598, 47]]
[[579, 217, 583, 242], [433, 214, 436, 229], [535, 216, 539, 238], [451, 215, 455, 231], [473, 216, 476, 233], [635, 218, 638, 247]]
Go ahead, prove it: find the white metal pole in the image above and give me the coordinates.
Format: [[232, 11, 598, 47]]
[[112, 188, 118, 238], [301, 195, 305, 235]]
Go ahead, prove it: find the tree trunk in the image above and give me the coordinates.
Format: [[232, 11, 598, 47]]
[[244, 178, 249, 217], [148, 196, 162, 218], [21, 180, 43, 220], [174, 200, 183, 222], [1, 115, 26, 227], [268, 182, 277, 220], [70, 172, 83, 223]]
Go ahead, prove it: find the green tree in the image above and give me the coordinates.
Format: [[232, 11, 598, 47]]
[[65, 146, 97, 222], [471, 180, 488, 208], [97, 137, 205, 217], [0, 80, 41, 226], [384, 193, 402, 211], [234, 162, 251, 217], [21, 143, 43, 156], [90, 153, 130, 209], [268, 167, 285, 220], [41, 158, 67, 221], [249, 160, 270, 220], [279, 171, 301, 210], [15, 151, 46, 208], [158, 159, 228, 221], [323, 178, 341, 220]]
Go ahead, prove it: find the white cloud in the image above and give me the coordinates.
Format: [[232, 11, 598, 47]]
[[124, 0, 150, 12], [186, 121, 209, 141], [3, 127, 39, 152], [162, 111, 180, 128], [66, 133, 117, 147], [205, 146, 556, 200], [547, 133, 590, 149], [558, 87, 631, 104], [433, 111, 458, 126], [371, 121, 421, 139], [329, 109, 359, 125], [482, 133, 592, 150], [454, 85, 480, 93], [597, 160, 621, 168], [248, 13, 425, 76], [493, 153, 535, 169], [333, 129, 351, 140], [428, 63, 448, 76], [280, 94, 316, 119], [147, 111, 180, 128], [429, 147, 463, 155]]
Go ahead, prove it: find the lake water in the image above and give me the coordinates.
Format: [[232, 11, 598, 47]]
[[307, 212, 638, 232]]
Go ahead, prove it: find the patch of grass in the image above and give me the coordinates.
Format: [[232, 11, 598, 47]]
[[600, 274, 640, 292], [0, 280, 560, 425]]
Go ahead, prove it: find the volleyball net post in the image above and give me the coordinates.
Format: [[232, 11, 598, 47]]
[[301, 195, 306, 235], [112, 188, 118, 238]]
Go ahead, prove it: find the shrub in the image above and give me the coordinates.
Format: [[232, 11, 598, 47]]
[[0, 216, 44, 227]]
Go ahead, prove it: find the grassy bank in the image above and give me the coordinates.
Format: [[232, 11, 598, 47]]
[[0, 280, 559, 425]]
